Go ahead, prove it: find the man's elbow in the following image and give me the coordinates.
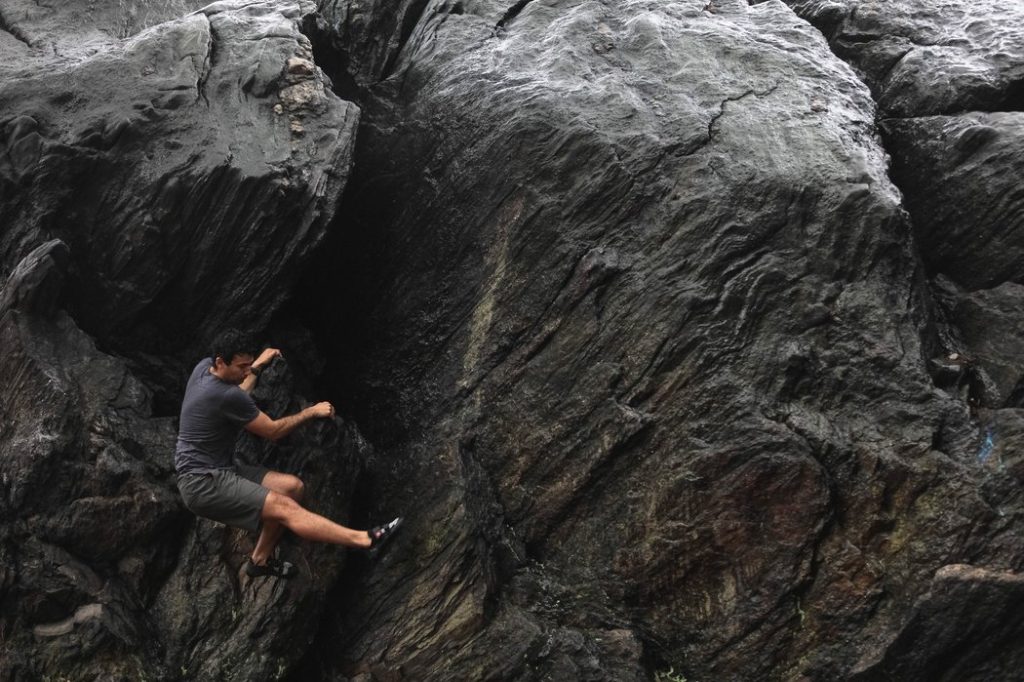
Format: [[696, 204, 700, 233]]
[[257, 424, 283, 442], [246, 421, 282, 442]]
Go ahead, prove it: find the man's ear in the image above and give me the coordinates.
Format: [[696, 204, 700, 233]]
[[213, 356, 227, 369]]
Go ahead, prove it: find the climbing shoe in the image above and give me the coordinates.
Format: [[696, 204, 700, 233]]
[[368, 517, 403, 558], [245, 557, 297, 578]]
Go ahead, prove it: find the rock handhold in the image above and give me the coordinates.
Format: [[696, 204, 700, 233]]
[[0, 239, 69, 317], [952, 282, 1024, 407]]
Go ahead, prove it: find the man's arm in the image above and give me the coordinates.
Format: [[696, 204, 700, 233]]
[[245, 401, 335, 442], [241, 347, 282, 393]]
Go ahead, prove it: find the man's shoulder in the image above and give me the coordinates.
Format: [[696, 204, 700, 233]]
[[191, 357, 213, 377], [185, 358, 214, 388]]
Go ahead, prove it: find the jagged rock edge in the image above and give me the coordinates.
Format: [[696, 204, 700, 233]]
[[0, 8, 33, 49]]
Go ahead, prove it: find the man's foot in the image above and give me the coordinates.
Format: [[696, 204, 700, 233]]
[[245, 557, 297, 578], [368, 517, 403, 557]]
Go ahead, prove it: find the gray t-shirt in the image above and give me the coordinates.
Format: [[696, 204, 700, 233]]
[[175, 358, 260, 475]]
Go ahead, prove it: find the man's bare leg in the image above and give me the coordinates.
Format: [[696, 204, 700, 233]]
[[261, 491, 371, 549], [252, 471, 307, 565]]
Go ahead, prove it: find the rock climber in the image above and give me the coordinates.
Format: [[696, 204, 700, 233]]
[[174, 328, 401, 578]]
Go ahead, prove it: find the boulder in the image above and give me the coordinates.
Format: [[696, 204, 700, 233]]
[[0, 239, 372, 681], [0, 0, 358, 381], [883, 113, 1024, 290], [774, 0, 1024, 117], [0, 0, 211, 80], [4, 0, 1024, 679], [0, 241, 183, 680], [850, 565, 1024, 682], [292, 0, 1022, 679]]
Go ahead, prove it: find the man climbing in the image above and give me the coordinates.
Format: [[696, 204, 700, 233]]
[[175, 328, 401, 578]]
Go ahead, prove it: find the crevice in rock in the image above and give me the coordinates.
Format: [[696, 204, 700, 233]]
[[194, 14, 214, 107], [495, 0, 536, 33], [708, 84, 780, 140], [289, 176, 393, 439], [284, 466, 380, 681], [459, 437, 527, 615], [300, 12, 362, 102], [0, 9, 33, 49], [380, 0, 432, 81], [996, 78, 1024, 113]]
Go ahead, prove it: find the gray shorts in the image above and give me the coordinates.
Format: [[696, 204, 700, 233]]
[[177, 464, 270, 534]]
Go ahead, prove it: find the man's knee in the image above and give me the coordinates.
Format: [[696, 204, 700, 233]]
[[263, 490, 301, 521], [263, 471, 305, 501], [288, 476, 305, 502]]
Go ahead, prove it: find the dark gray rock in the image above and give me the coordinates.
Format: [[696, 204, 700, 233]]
[[776, 0, 1024, 117], [883, 113, 1024, 290], [314, 0, 431, 89], [0, 3, 370, 675], [0, 238, 372, 681], [0, 0, 358, 376], [291, 0, 1024, 679], [952, 282, 1024, 407], [850, 564, 1024, 682], [4, 0, 1024, 680], [0, 241, 183, 680], [0, 0, 211, 80]]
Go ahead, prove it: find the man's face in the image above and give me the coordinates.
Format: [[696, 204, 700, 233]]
[[216, 353, 254, 384]]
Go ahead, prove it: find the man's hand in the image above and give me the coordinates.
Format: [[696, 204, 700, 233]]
[[254, 347, 282, 370], [308, 401, 335, 419], [241, 347, 282, 392]]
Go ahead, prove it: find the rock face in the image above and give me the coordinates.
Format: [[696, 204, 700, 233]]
[[0, 0, 358, 377], [3, 0, 1024, 680], [296, 0, 1024, 679], [883, 113, 1024, 291], [0, 2, 371, 681], [776, 0, 1024, 117], [0, 239, 371, 681]]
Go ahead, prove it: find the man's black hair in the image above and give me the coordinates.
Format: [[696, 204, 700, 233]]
[[209, 328, 258, 364]]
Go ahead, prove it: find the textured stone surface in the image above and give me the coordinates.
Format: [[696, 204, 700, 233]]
[[0, 241, 371, 681], [883, 113, 1024, 290], [4, 0, 1024, 680], [313, 0, 429, 89], [0, 2, 370, 680], [952, 283, 1024, 407], [849, 565, 1024, 682], [0, 0, 210, 79], [0, 241, 182, 680], [0, 0, 358, 379], [776, 0, 1024, 117], [292, 0, 1024, 679]]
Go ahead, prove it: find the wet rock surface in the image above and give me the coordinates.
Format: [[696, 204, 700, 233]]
[[2, 0, 1024, 680], [849, 564, 1024, 682], [883, 113, 1024, 291], [952, 283, 1024, 407], [296, 0, 1024, 679], [0, 0, 358, 387], [0, 240, 370, 681], [776, 0, 1024, 117]]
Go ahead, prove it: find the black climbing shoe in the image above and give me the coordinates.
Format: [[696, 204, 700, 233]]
[[368, 517, 403, 558], [245, 557, 296, 578]]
